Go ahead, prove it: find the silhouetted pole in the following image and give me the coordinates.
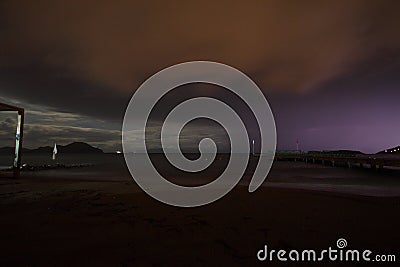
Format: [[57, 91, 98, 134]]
[[13, 109, 24, 178]]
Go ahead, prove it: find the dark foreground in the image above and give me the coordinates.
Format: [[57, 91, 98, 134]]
[[0, 177, 399, 266]]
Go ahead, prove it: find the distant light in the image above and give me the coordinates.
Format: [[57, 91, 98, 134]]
[[116, 151, 122, 154]]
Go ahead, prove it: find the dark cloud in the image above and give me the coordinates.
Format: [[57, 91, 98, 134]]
[[0, 0, 399, 152], [2, 1, 399, 96], [0, 96, 122, 151], [0, 115, 121, 151], [23, 124, 121, 150]]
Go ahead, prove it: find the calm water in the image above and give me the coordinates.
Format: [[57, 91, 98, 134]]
[[1, 153, 400, 197]]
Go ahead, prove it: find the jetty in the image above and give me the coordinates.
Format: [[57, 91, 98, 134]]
[[274, 152, 400, 170]]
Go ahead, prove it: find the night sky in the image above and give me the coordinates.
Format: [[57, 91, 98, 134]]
[[0, 0, 399, 153]]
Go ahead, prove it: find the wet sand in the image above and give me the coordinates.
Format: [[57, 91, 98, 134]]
[[0, 175, 399, 266]]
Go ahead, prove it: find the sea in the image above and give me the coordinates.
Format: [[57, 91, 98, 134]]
[[1, 153, 400, 197]]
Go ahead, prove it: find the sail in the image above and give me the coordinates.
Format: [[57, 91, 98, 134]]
[[52, 143, 58, 160]]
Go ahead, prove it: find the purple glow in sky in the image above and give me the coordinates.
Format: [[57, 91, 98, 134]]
[[0, 0, 399, 153]]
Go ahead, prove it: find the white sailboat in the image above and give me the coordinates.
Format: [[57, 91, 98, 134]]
[[52, 143, 58, 160]]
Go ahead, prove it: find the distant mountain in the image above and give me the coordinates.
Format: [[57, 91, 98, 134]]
[[0, 147, 30, 154], [377, 145, 400, 154], [307, 150, 364, 155], [0, 142, 103, 154], [59, 142, 103, 153], [0, 147, 14, 154]]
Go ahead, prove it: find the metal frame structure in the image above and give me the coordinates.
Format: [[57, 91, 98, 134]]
[[0, 102, 24, 178]]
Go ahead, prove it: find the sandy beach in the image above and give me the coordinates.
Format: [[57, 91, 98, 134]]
[[1, 161, 399, 266]]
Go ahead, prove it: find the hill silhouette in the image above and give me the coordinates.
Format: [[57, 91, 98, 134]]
[[377, 145, 400, 154], [0, 142, 103, 154]]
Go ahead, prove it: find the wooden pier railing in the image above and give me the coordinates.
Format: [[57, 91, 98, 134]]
[[273, 153, 400, 169]]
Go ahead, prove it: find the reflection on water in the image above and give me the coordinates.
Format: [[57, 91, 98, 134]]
[[1, 153, 399, 197]]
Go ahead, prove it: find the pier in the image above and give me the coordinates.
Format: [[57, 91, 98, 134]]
[[274, 153, 400, 170]]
